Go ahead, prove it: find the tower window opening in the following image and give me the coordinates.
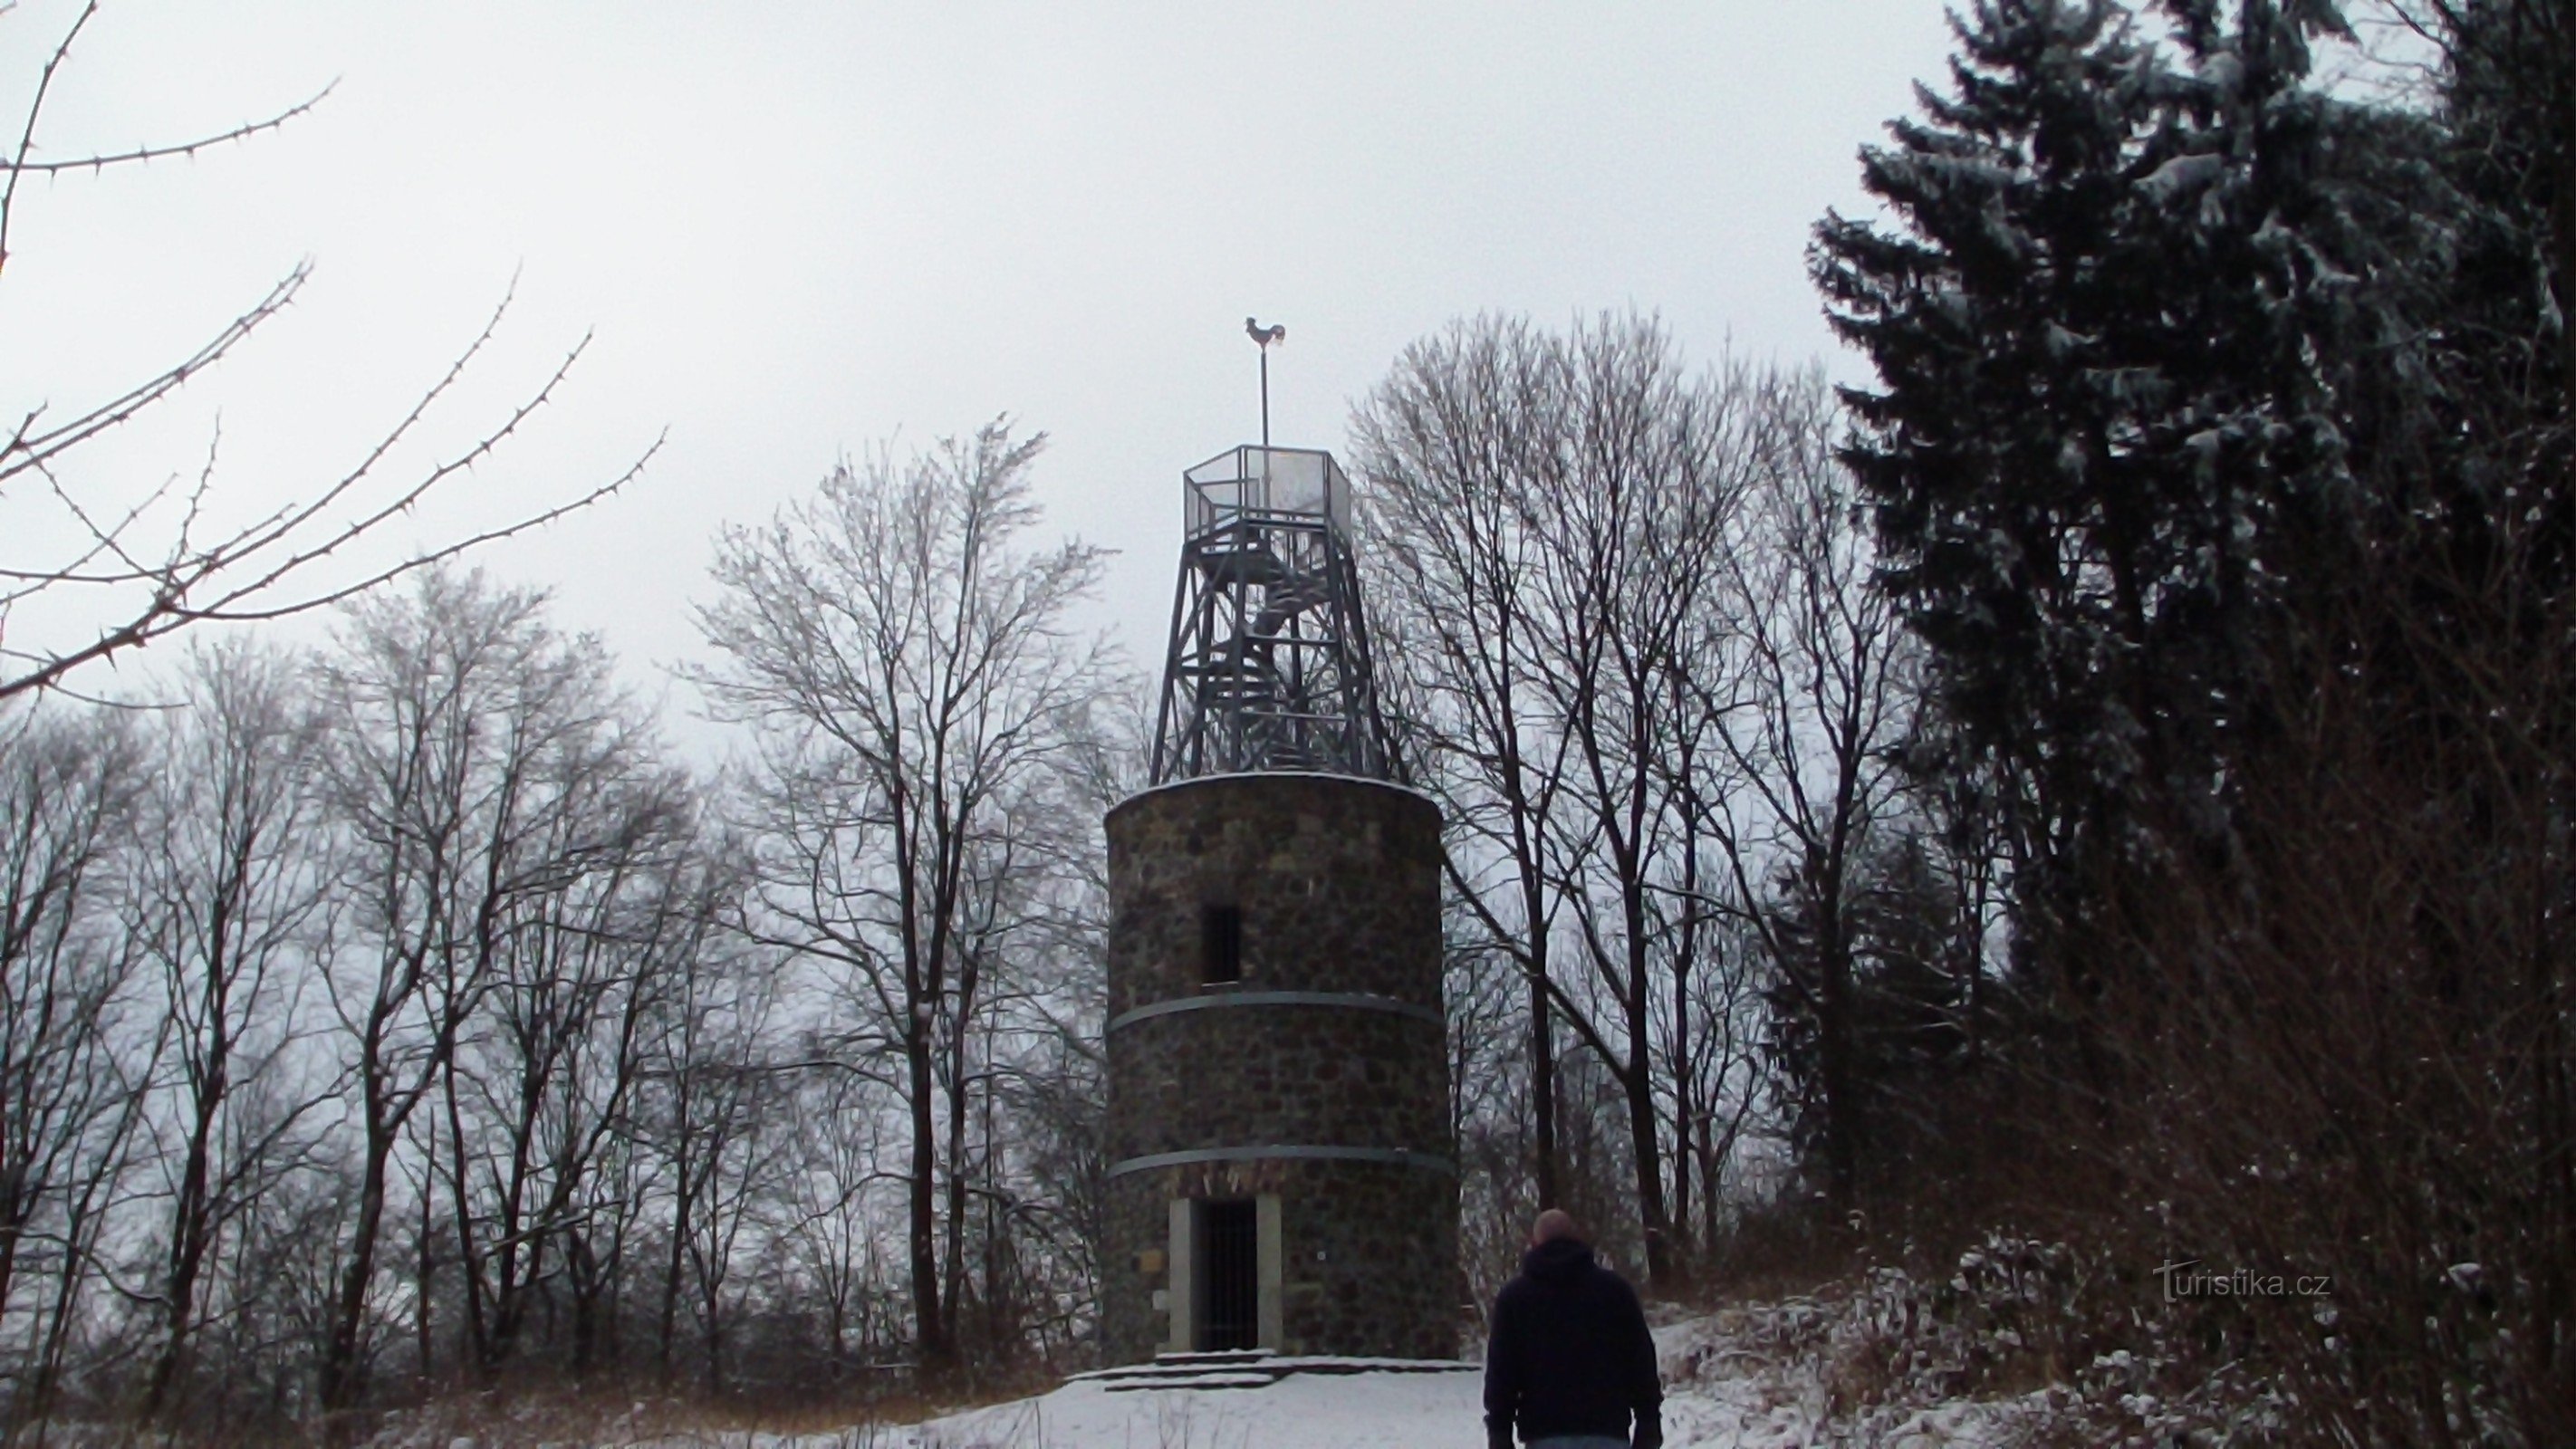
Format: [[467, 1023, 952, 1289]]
[[1201, 904, 1244, 984], [1196, 1198, 1260, 1350]]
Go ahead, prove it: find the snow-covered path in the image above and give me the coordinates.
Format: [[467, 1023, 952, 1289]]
[[881, 1318, 2011, 1449]]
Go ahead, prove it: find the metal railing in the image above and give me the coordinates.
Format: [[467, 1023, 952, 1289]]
[[1183, 446, 1351, 538]]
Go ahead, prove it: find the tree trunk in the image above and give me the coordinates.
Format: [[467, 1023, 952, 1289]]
[[700, 1251, 726, 1397], [321, 1128, 398, 1413], [1622, 1041, 1674, 1286], [1624, 853, 1675, 1285], [414, 1192, 436, 1391], [441, 1057, 493, 1379], [657, 1168, 688, 1384], [1529, 961, 1557, 1210], [145, 1075, 221, 1415], [908, 1029, 948, 1373], [1816, 904, 1860, 1215], [1669, 840, 1702, 1266], [943, 1009, 972, 1364], [567, 1233, 599, 1379]]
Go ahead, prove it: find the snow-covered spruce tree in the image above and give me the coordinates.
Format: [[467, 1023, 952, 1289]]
[[1812, 0, 2437, 970], [1815, 4, 2576, 1437]]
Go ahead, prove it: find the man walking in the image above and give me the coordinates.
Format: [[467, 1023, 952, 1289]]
[[1482, 1209, 1663, 1449]]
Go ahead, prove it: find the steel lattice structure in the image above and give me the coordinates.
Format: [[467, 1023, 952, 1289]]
[[1150, 445, 1391, 782]]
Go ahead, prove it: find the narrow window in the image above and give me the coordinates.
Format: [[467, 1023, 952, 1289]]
[[1200, 903, 1244, 984]]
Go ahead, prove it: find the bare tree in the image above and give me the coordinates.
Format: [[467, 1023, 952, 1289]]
[[0, 703, 151, 1425], [956, 684, 1139, 1367], [1694, 366, 1918, 1214], [434, 744, 694, 1382], [1356, 316, 1581, 1211], [636, 921, 781, 1395], [0, 5, 655, 703], [124, 641, 335, 1418], [1444, 925, 1545, 1303], [690, 421, 1116, 1376], [310, 566, 667, 1410], [1357, 314, 1746, 1286], [769, 1069, 898, 1380]]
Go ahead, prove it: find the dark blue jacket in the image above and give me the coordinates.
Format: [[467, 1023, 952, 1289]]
[[1482, 1237, 1662, 1447]]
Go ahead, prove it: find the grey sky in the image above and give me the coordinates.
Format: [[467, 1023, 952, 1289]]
[[5, 1, 1957, 718]]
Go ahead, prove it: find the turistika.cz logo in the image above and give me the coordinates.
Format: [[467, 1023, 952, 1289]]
[[2157, 1260, 2332, 1302]]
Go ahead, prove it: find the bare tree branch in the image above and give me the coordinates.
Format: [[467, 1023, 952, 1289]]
[[0, 14, 648, 704]]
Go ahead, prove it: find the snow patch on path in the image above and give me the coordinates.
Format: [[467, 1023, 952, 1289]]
[[900, 1366, 1486, 1448]]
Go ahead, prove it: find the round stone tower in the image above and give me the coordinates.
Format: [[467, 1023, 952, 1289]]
[[1101, 772, 1453, 1361], [1101, 442, 1455, 1363]]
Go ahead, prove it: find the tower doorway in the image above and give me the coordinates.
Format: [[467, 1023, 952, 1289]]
[[1195, 1199, 1259, 1350]]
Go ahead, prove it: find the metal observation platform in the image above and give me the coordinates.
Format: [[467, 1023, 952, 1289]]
[[1149, 445, 1390, 783]]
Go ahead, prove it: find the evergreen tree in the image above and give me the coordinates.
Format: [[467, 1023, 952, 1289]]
[[1811, 0, 2435, 966], [1815, 6, 2576, 1431]]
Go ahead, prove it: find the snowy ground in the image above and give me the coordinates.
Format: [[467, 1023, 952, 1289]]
[[380, 1249, 2180, 1446], [374, 1241, 2255, 1445], [715, 1304, 2033, 1449]]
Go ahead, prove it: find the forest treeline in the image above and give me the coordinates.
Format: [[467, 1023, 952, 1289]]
[[2, 0, 2568, 1444], [0, 437, 1124, 1437], [1383, 1, 2572, 1443]]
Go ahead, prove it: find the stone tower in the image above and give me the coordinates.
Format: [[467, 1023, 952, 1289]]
[[1101, 445, 1456, 1363]]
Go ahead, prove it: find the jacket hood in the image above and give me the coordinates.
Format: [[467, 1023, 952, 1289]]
[[1522, 1235, 1596, 1282]]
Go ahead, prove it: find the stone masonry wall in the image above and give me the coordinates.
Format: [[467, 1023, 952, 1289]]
[[1108, 1006, 1444, 1163], [1105, 774, 1443, 1015]]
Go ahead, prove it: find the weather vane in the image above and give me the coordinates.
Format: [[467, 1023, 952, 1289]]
[[1245, 317, 1286, 448]]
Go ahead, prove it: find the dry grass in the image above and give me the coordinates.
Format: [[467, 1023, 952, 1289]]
[[412, 1373, 1058, 1445], [74, 1368, 1069, 1449], [1690, 1199, 1870, 1310]]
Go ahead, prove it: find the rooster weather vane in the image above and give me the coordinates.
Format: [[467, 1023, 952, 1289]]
[[1245, 317, 1285, 448]]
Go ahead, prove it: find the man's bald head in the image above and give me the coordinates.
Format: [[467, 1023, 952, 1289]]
[[1531, 1208, 1580, 1246]]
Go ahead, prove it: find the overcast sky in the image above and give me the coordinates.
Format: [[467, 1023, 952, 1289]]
[[5, 1, 1959, 732]]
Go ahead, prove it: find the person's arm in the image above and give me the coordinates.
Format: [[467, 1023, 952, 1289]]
[[1483, 1291, 1521, 1449], [1620, 1281, 1663, 1449]]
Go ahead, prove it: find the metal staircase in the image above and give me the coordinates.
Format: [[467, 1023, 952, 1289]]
[[1151, 446, 1392, 783]]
